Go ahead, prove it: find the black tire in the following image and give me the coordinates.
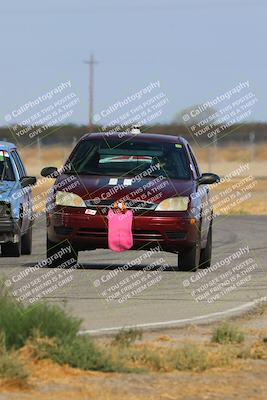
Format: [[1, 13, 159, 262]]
[[199, 226, 212, 269], [1, 234, 21, 257], [21, 225, 33, 255], [47, 237, 78, 268], [178, 243, 200, 272]]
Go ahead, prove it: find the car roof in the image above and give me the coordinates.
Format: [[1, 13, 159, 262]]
[[80, 132, 189, 145], [0, 141, 17, 152]]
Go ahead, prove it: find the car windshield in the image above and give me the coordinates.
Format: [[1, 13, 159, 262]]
[[0, 151, 15, 181], [67, 139, 191, 180]]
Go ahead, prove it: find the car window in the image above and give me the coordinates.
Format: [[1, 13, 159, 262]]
[[11, 151, 25, 179], [187, 145, 200, 177], [0, 150, 15, 181], [14, 150, 27, 176], [68, 140, 191, 180]]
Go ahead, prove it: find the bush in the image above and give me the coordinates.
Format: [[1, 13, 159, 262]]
[[0, 334, 28, 384], [174, 345, 212, 372], [212, 322, 245, 344], [29, 334, 125, 372], [112, 328, 143, 347], [0, 352, 28, 383], [0, 285, 126, 373], [0, 291, 81, 350]]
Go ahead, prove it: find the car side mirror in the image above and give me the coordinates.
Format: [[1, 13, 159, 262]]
[[198, 173, 220, 185], [21, 176, 37, 188], [41, 166, 58, 178]]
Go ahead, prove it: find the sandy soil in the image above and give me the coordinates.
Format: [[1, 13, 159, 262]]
[[1, 360, 267, 400]]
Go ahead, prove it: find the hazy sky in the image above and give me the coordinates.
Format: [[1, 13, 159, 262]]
[[0, 0, 266, 126]]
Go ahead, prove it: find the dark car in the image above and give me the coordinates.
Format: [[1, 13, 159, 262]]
[[41, 131, 219, 271], [0, 141, 36, 257]]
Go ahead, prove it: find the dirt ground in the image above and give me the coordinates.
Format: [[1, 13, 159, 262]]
[[1, 308, 267, 400], [1, 361, 267, 400]]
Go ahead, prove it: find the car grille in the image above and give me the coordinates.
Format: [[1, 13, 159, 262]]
[[77, 228, 163, 241], [76, 228, 186, 241], [165, 231, 187, 239], [0, 202, 13, 233], [54, 226, 74, 235], [84, 199, 157, 211], [0, 201, 11, 217]]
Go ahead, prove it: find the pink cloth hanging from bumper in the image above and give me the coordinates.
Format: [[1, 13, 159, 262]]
[[107, 209, 133, 252]]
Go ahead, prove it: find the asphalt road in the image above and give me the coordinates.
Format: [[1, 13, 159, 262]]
[[0, 216, 266, 334]]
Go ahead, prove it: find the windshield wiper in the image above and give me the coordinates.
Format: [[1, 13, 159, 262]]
[[79, 170, 104, 175]]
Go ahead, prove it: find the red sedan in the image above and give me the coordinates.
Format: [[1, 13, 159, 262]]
[[41, 131, 220, 271]]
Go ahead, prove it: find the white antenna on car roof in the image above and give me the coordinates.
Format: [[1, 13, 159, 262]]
[[131, 125, 141, 134]]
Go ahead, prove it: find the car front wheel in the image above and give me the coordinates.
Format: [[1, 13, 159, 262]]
[[178, 243, 200, 272], [21, 225, 33, 255], [1, 220, 22, 257], [1, 235, 21, 257], [199, 225, 212, 269]]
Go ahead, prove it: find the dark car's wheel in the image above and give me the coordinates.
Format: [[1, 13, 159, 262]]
[[199, 225, 212, 269], [21, 225, 33, 255], [178, 243, 200, 272], [1, 235, 21, 257], [1, 219, 21, 257], [47, 237, 78, 268]]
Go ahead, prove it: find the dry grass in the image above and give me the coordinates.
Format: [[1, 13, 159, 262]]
[[193, 143, 267, 162], [210, 177, 267, 214], [105, 342, 232, 372], [21, 145, 72, 169]]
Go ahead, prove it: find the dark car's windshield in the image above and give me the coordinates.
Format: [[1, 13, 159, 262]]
[[67, 139, 191, 180], [0, 151, 15, 181]]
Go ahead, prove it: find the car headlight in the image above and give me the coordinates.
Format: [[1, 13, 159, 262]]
[[55, 191, 86, 207], [155, 197, 189, 211]]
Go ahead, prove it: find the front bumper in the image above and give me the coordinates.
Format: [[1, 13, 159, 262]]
[[47, 208, 200, 252]]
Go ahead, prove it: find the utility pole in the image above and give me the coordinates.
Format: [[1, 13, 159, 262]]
[[83, 54, 98, 129], [249, 131, 255, 162]]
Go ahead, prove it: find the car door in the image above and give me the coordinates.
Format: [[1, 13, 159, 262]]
[[10, 150, 32, 233]]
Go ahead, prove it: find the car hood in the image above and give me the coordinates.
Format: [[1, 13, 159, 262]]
[[55, 174, 195, 203]]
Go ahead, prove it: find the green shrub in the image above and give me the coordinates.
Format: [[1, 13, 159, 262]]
[[212, 322, 245, 344], [0, 333, 28, 383], [112, 328, 143, 347], [0, 292, 81, 350], [0, 352, 28, 383], [137, 348, 169, 371], [174, 345, 212, 372], [32, 334, 125, 372], [0, 285, 126, 372]]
